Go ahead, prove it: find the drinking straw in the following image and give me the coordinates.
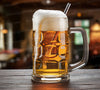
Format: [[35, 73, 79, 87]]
[[64, 3, 71, 14]]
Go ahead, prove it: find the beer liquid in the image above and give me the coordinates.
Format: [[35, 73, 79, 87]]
[[32, 31, 70, 76]]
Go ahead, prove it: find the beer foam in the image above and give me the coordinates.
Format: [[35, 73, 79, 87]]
[[32, 9, 68, 31]]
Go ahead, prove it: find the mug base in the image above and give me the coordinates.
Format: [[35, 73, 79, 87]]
[[32, 74, 70, 83]]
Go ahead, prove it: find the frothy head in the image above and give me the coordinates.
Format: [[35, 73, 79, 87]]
[[32, 9, 68, 31]]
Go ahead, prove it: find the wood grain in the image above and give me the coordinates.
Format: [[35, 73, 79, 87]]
[[0, 69, 100, 90]]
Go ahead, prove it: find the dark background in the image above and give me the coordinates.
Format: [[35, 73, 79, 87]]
[[0, 0, 100, 69]]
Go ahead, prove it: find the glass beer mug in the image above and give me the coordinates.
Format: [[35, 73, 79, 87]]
[[32, 9, 89, 83]]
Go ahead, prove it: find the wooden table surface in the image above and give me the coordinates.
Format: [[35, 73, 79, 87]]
[[0, 54, 15, 62], [0, 69, 100, 90], [0, 49, 25, 62]]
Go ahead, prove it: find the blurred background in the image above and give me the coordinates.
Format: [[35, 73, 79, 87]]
[[0, 0, 100, 69]]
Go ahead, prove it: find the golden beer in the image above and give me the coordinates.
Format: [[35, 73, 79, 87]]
[[32, 30, 70, 76], [32, 9, 88, 83]]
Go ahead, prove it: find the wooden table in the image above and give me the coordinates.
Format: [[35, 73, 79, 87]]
[[0, 49, 25, 68], [0, 54, 16, 68], [0, 69, 100, 90], [0, 54, 15, 62]]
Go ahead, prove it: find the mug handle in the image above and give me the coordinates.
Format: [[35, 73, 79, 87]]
[[69, 27, 89, 71]]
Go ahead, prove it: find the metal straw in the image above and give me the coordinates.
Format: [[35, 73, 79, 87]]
[[64, 3, 71, 14]]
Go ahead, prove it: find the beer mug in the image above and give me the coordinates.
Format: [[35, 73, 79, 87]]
[[32, 9, 89, 83]]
